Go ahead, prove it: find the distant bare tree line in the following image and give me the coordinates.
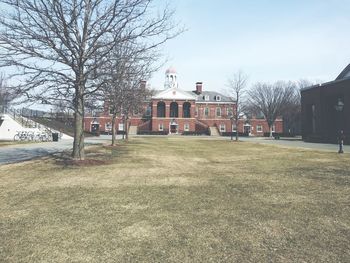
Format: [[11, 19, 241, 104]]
[[228, 71, 316, 137]]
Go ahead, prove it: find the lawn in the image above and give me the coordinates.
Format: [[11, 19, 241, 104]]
[[0, 137, 349, 262]]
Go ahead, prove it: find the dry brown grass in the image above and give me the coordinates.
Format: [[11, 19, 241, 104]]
[[0, 137, 349, 262]]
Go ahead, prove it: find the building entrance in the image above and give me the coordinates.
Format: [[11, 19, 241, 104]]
[[243, 125, 251, 135], [170, 124, 178, 134]]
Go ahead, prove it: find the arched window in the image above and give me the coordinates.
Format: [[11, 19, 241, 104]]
[[183, 102, 191, 118], [216, 107, 221, 117], [204, 107, 209, 117], [170, 102, 178, 117], [157, 101, 165, 117]]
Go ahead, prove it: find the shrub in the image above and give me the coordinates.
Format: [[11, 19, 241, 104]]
[[182, 131, 210, 136]]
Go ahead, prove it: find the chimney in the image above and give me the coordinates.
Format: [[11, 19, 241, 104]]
[[140, 80, 147, 90], [195, 82, 203, 94]]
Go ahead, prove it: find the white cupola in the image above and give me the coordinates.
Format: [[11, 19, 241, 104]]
[[164, 67, 178, 89]]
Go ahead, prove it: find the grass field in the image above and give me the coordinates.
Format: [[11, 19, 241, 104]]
[[0, 137, 349, 262]]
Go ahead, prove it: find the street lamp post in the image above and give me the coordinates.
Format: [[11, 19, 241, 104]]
[[334, 98, 344, 153]]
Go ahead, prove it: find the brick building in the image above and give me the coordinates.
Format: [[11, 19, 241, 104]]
[[84, 68, 283, 136], [301, 64, 350, 144]]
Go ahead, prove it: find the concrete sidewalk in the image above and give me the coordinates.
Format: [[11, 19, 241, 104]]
[[0, 136, 116, 165], [237, 136, 350, 153]]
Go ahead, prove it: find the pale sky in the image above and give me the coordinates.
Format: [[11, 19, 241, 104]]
[[150, 0, 350, 93]]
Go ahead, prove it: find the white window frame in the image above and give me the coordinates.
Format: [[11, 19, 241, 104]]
[[216, 107, 221, 117], [118, 123, 124, 131], [159, 123, 164, 131], [204, 95, 210, 101], [219, 124, 226, 132], [195, 107, 198, 117], [184, 123, 190, 131], [256, 125, 263, 133], [232, 123, 237, 132], [271, 124, 275, 132], [227, 107, 233, 117], [216, 95, 221, 101], [105, 122, 112, 132], [204, 107, 209, 117]]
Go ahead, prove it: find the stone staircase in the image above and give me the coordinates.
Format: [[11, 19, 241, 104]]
[[209, 126, 220, 136], [128, 125, 138, 135]]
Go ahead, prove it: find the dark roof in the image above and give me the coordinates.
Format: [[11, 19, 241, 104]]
[[301, 63, 350, 92], [336, 64, 350, 80], [194, 91, 234, 103]]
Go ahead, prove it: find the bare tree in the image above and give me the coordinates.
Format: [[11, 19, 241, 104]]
[[102, 43, 154, 146], [281, 80, 313, 135], [247, 81, 296, 137], [0, 0, 181, 159], [0, 73, 14, 113], [227, 70, 248, 141]]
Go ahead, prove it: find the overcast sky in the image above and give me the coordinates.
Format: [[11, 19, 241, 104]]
[[149, 0, 350, 92]]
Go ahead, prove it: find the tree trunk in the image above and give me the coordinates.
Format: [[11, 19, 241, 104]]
[[235, 119, 239, 141], [111, 114, 117, 146], [125, 118, 129, 141], [72, 93, 85, 160]]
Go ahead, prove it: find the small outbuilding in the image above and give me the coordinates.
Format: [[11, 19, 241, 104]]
[[301, 64, 350, 144]]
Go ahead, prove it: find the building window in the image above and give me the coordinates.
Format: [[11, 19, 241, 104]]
[[184, 123, 190, 131], [118, 123, 124, 131], [195, 107, 198, 117], [219, 124, 226, 132], [227, 107, 233, 117], [170, 102, 178, 117], [157, 101, 166, 117], [203, 95, 210, 101], [105, 122, 112, 133], [256, 125, 263, 132], [159, 123, 164, 131], [204, 107, 209, 117], [216, 107, 221, 117], [145, 106, 151, 116], [216, 95, 221, 101], [232, 124, 237, 132], [271, 125, 275, 132], [183, 102, 191, 118]]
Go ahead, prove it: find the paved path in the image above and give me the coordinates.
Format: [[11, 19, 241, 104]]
[[236, 136, 350, 153], [0, 136, 114, 165]]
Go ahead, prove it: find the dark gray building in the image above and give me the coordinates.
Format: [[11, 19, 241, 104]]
[[301, 64, 350, 144]]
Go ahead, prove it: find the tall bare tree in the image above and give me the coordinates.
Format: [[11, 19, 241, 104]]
[[0, 0, 180, 159], [247, 81, 296, 137], [227, 70, 248, 141]]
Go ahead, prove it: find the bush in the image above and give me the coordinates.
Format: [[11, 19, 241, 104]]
[[116, 130, 126, 135], [182, 131, 210, 136], [137, 130, 169, 135], [263, 132, 280, 137], [221, 132, 249, 137]]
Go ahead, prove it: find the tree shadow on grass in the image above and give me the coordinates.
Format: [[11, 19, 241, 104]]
[[51, 144, 131, 167]]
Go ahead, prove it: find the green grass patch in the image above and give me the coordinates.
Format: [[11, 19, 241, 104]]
[[0, 137, 349, 262]]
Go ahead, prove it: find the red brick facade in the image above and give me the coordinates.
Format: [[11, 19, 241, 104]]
[[83, 69, 283, 136]]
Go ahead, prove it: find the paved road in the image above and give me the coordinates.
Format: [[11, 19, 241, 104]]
[[233, 136, 350, 153], [0, 136, 114, 165]]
